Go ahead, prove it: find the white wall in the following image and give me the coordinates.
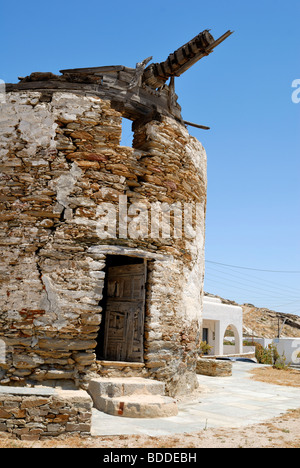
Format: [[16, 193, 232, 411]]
[[253, 337, 300, 365], [273, 338, 300, 365], [202, 297, 243, 355], [254, 338, 273, 348]]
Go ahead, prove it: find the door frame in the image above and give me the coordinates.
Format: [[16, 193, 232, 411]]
[[96, 255, 148, 363]]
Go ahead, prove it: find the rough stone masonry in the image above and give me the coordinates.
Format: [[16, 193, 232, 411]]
[[0, 386, 92, 440], [0, 87, 206, 396], [0, 29, 227, 399]]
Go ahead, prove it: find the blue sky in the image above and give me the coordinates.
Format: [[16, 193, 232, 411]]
[[1, 0, 300, 315]]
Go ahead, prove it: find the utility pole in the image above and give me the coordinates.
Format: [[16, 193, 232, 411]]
[[277, 316, 287, 339]]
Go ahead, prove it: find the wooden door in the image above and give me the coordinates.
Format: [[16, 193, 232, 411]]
[[103, 262, 147, 362]]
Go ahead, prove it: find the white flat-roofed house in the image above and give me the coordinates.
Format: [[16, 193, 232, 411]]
[[202, 296, 243, 356]]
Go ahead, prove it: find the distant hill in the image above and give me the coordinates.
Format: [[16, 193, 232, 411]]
[[204, 293, 300, 339]]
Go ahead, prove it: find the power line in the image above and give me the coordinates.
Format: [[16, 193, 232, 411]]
[[206, 264, 300, 296], [206, 260, 300, 273], [204, 260, 300, 314], [204, 282, 300, 314], [204, 273, 300, 301], [268, 298, 300, 309], [288, 308, 300, 315], [204, 273, 300, 314]]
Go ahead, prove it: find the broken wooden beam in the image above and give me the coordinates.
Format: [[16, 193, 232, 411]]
[[184, 120, 210, 130], [143, 29, 233, 88], [173, 30, 233, 77]]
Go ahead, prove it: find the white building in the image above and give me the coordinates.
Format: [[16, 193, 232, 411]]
[[202, 296, 243, 356], [202, 296, 300, 363]]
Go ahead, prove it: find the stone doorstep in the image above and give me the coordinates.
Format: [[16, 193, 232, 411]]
[[88, 377, 178, 419], [99, 394, 178, 418], [88, 377, 165, 398]]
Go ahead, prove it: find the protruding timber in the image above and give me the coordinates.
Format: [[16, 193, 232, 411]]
[[143, 29, 233, 88], [8, 29, 233, 122], [184, 120, 210, 130]]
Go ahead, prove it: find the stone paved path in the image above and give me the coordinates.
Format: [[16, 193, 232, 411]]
[[91, 362, 300, 436]]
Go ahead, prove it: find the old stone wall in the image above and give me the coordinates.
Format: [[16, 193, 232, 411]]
[[0, 90, 206, 396], [0, 387, 92, 440], [196, 358, 232, 377]]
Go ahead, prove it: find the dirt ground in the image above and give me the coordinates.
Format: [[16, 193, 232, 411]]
[[249, 366, 300, 388], [0, 368, 299, 449]]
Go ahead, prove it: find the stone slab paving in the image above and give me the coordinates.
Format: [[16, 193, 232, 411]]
[[91, 362, 300, 436]]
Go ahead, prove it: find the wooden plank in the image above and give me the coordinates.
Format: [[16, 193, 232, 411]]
[[174, 47, 189, 66], [99, 360, 145, 368], [184, 120, 210, 130], [118, 70, 136, 83], [60, 65, 126, 74], [108, 263, 146, 277]]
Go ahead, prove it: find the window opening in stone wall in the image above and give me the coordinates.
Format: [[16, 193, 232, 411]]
[[120, 117, 134, 147], [96, 255, 147, 363]]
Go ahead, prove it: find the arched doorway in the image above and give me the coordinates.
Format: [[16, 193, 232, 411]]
[[223, 324, 241, 355]]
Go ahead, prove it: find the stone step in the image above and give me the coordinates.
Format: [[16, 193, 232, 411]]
[[88, 377, 178, 418], [88, 377, 165, 399], [92, 393, 178, 418]]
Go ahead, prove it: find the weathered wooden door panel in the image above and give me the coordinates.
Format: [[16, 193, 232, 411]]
[[103, 262, 146, 362]]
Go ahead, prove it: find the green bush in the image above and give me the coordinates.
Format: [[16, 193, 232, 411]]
[[273, 352, 288, 370], [199, 341, 213, 356], [254, 342, 273, 364], [254, 342, 288, 369]]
